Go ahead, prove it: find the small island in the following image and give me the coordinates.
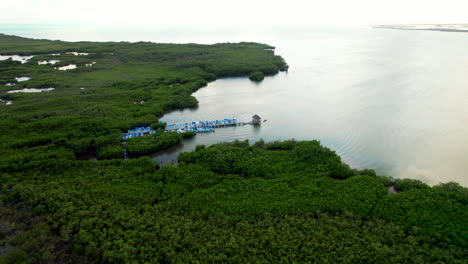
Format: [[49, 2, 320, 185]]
[[249, 71, 265, 81]]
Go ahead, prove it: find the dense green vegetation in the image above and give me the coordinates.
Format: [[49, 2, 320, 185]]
[[249, 71, 264, 81], [126, 131, 182, 156], [1, 140, 467, 263], [1, 34, 467, 263], [96, 144, 124, 160]]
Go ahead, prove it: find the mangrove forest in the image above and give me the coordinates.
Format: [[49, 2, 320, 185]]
[[0, 34, 466, 263]]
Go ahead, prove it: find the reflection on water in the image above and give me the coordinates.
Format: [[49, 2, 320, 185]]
[[38, 60, 60, 65], [55, 64, 77, 70], [0, 54, 34, 63], [7, 88, 55, 93], [15, 76, 31, 82], [0, 99, 13, 105], [4, 24, 468, 186], [66, 52, 89, 56]]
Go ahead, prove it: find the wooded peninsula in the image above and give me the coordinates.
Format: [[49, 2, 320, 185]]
[[0, 34, 466, 263]]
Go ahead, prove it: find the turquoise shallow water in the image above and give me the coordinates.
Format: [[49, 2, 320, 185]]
[[3, 24, 468, 186]]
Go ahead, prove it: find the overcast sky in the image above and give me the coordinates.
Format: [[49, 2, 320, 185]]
[[1, 0, 467, 27]]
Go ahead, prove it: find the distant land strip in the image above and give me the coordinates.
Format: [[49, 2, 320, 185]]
[[373, 24, 468, 33]]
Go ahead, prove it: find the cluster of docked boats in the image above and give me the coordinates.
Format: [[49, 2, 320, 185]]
[[121, 119, 238, 140], [166, 119, 238, 132], [121, 127, 156, 140], [174, 126, 215, 133]]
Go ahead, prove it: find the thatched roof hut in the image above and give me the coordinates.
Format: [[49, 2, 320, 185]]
[[252, 114, 262, 124]]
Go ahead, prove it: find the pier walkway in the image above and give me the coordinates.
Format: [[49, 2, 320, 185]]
[[166, 118, 240, 131]]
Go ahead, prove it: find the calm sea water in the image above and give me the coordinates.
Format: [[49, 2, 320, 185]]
[[3, 24, 468, 186]]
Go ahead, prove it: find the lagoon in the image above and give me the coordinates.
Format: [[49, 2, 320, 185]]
[[3, 25, 468, 186], [156, 27, 468, 186]]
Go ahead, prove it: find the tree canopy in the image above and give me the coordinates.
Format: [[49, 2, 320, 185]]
[[249, 71, 265, 81]]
